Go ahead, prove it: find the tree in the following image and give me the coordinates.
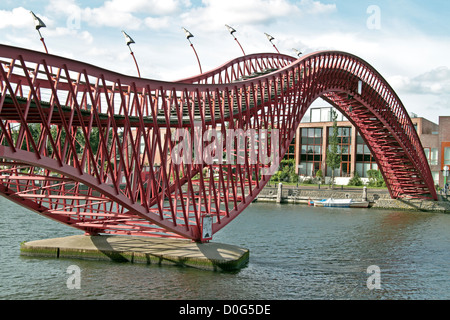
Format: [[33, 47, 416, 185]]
[[315, 169, 323, 184], [326, 109, 341, 188]]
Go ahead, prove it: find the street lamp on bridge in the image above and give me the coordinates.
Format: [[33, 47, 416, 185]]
[[122, 30, 141, 78], [30, 11, 49, 54], [225, 24, 246, 56], [292, 48, 302, 57], [264, 33, 280, 54], [182, 27, 203, 74]]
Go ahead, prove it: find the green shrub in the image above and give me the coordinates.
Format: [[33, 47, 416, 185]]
[[367, 169, 386, 187], [348, 172, 363, 186]]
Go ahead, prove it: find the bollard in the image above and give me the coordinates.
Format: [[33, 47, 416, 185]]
[[277, 183, 283, 203], [363, 186, 368, 201]]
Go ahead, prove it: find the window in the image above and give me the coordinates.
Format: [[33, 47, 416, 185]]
[[356, 134, 377, 177], [299, 128, 323, 176], [432, 172, 439, 185], [424, 147, 438, 166], [326, 126, 352, 177], [445, 147, 450, 166], [284, 133, 296, 160], [311, 109, 321, 122]]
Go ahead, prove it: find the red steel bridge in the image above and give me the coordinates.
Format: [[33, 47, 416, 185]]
[[0, 44, 437, 242]]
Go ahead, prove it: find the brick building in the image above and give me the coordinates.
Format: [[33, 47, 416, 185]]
[[293, 106, 450, 187]]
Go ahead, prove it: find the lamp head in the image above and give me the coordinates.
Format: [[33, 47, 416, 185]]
[[122, 30, 135, 46], [225, 24, 236, 35], [265, 33, 274, 42], [30, 11, 46, 30], [182, 27, 194, 39], [292, 48, 302, 57]]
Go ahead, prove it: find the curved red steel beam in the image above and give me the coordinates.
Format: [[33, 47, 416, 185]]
[[0, 45, 436, 242]]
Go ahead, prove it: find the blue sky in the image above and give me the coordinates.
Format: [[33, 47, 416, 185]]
[[0, 0, 449, 123]]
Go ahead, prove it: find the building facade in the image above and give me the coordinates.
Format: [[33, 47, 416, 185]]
[[294, 106, 449, 187]]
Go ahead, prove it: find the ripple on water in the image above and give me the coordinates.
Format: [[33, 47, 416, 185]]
[[1, 199, 450, 299]]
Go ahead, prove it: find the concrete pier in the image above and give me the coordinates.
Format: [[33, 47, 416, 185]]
[[20, 235, 249, 271]]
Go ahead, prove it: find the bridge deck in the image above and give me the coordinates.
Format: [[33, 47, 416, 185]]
[[1, 68, 282, 127]]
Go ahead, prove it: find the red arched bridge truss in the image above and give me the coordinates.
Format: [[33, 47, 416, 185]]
[[0, 44, 437, 242]]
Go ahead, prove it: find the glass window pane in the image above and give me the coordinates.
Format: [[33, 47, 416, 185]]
[[424, 148, 430, 159], [445, 147, 450, 165], [299, 164, 306, 175], [431, 148, 438, 165], [302, 128, 308, 137], [357, 135, 364, 144], [306, 162, 313, 176], [311, 109, 321, 122], [315, 128, 322, 138], [364, 163, 371, 176], [356, 163, 363, 177], [357, 145, 363, 154], [321, 108, 330, 122]]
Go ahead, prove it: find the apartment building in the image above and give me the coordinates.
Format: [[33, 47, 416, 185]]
[[294, 106, 449, 187]]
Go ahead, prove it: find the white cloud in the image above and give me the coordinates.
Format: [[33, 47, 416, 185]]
[[144, 17, 171, 30], [298, 0, 336, 15], [0, 7, 46, 29], [45, 0, 186, 30], [391, 67, 450, 95], [104, 0, 181, 15], [180, 0, 303, 30]]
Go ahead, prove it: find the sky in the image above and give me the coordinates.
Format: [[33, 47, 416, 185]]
[[0, 0, 449, 123]]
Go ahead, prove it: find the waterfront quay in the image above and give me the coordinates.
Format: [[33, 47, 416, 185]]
[[256, 183, 450, 213]]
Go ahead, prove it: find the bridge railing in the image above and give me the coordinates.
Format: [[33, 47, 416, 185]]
[[175, 53, 297, 84]]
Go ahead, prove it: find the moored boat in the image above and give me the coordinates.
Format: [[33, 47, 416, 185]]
[[313, 198, 369, 208]]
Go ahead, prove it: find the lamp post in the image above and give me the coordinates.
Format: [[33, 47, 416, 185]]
[[265, 33, 280, 54], [122, 30, 141, 78], [30, 11, 49, 54], [182, 27, 202, 74], [225, 24, 245, 56]]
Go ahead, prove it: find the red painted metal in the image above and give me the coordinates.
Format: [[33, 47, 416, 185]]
[[0, 45, 437, 242]]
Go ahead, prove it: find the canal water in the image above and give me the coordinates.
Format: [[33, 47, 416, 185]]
[[0, 196, 449, 300]]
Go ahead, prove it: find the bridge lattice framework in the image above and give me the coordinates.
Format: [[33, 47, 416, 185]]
[[0, 45, 437, 241]]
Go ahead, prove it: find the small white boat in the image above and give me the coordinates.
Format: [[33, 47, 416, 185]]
[[313, 198, 369, 208]]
